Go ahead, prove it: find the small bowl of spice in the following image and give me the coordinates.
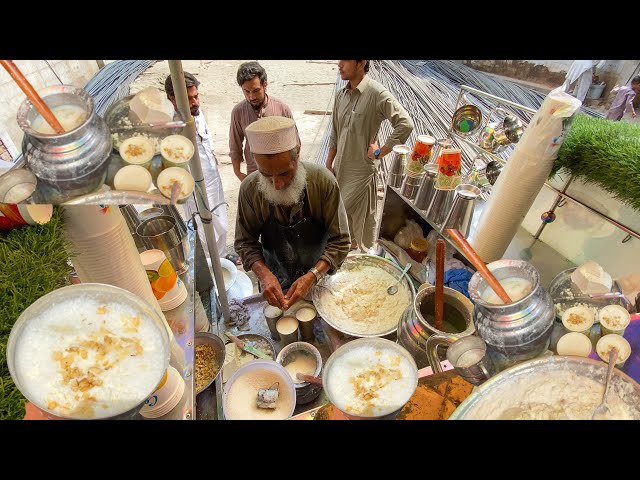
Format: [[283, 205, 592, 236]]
[[195, 332, 225, 394]]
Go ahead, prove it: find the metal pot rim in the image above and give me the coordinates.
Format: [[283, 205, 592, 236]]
[[469, 259, 540, 308], [17, 85, 94, 139]]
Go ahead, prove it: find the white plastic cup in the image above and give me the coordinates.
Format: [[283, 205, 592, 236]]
[[114, 165, 152, 192], [562, 305, 595, 337], [139, 366, 185, 419], [160, 135, 194, 169], [598, 305, 631, 336], [556, 332, 592, 357], [119, 136, 155, 171], [156, 167, 195, 203], [596, 334, 632, 368]]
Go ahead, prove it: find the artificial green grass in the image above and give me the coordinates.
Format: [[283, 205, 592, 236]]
[[552, 114, 640, 212], [0, 206, 73, 420]]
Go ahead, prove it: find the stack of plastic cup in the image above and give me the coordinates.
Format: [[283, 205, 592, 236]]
[[139, 366, 185, 419], [63, 205, 164, 318], [140, 249, 188, 311]]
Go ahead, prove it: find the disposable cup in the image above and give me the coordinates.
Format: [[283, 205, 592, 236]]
[[119, 136, 155, 171], [140, 249, 184, 306], [114, 165, 152, 192], [598, 305, 630, 336], [562, 305, 595, 337], [139, 366, 185, 419], [596, 334, 631, 368], [156, 167, 195, 203], [160, 135, 194, 169], [556, 332, 592, 357]]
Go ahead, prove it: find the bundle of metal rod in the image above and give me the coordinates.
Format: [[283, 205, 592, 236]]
[[85, 60, 158, 115]]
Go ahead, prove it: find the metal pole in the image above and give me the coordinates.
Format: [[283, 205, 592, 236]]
[[168, 60, 231, 324]]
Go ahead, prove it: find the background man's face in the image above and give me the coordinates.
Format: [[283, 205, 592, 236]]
[[338, 60, 359, 81], [242, 77, 267, 109], [168, 85, 200, 116]]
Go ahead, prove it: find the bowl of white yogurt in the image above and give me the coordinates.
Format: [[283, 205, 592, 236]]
[[7, 283, 171, 420], [322, 338, 418, 419]]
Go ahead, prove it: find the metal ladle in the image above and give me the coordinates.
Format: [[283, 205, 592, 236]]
[[388, 263, 412, 295]]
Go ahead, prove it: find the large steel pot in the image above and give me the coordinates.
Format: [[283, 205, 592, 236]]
[[450, 355, 640, 420]]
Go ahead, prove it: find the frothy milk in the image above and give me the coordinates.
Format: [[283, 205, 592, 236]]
[[481, 277, 532, 304], [14, 297, 168, 419], [277, 316, 298, 335], [31, 104, 87, 134]]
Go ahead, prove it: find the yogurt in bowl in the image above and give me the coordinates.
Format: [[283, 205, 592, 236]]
[[323, 338, 418, 419]]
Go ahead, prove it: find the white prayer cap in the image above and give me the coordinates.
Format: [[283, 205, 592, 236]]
[[246, 116, 297, 154]]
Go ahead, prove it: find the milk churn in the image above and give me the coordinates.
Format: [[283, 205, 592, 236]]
[[17, 85, 112, 203], [468, 259, 555, 372]]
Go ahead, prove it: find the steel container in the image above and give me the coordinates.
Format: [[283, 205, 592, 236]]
[[17, 85, 112, 203], [468, 259, 555, 372]]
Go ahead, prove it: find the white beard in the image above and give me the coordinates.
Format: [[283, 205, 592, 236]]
[[257, 162, 307, 206]]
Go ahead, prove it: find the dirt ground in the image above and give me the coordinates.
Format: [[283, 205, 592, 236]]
[[130, 60, 339, 248]]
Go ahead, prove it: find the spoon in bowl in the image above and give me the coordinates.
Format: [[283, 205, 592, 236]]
[[592, 347, 618, 420], [388, 263, 412, 295]]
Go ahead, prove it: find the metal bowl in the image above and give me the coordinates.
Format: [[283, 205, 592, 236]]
[[195, 332, 225, 394], [6, 283, 171, 419], [322, 337, 418, 419], [451, 105, 483, 137], [0, 169, 38, 203], [449, 355, 640, 419], [312, 254, 416, 337], [276, 341, 323, 404]]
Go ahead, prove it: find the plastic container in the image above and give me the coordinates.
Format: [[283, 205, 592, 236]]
[[556, 332, 592, 357], [596, 334, 631, 368]]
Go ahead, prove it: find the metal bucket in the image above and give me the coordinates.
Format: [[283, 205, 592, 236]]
[[137, 215, 189, 274], [276, 342, 323, 405]]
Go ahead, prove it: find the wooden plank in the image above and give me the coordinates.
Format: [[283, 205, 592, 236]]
[[304, 109, 332, 115], [284, 82, 335, 86]]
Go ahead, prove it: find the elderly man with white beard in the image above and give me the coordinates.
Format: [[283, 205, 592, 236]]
[[235, 116, 351, 310]]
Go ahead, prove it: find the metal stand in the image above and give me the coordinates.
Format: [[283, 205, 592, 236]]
[[168, 61, 231, 324], [449, 84, 639, 245]]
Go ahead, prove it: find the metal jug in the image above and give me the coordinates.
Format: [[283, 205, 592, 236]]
[[468, 259, 555, 372], [397, 284, 475, 369], [17, 85, 112, 203], [426, 334, 494, 385]]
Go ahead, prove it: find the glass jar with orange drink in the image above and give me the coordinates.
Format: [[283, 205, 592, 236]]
[[411, 135, 436, 166], [435, 148, 462, 190]]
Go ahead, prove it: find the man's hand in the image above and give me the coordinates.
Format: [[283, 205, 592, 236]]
[[258, 270, 286, 309], [632, 109, 637, 119], [284, 272, 316, 310], [367, 142, 379, 160], [234, 170, 247, 182]]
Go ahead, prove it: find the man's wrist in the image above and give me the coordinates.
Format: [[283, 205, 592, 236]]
[[308, 266, 325, 283], [374, 148, 381, 160]]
